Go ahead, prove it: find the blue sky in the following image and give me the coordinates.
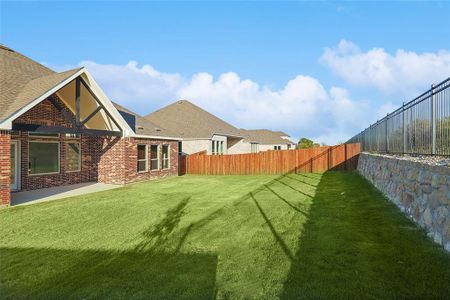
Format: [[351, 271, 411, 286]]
[[1, 1, 450, 143]]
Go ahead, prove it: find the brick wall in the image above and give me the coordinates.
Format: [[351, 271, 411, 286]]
[[4, 93, 179, 199], [8, 93, 179, 192], [14, 94, 74, 128], [12, 132, 94, 191], [125, 138, 178, 183], [12, 95, 94, 191], [0, 131, 11, 206], [94, 137, 178, 185]]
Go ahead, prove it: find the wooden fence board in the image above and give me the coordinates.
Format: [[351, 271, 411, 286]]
[[185, 143, 360, 175]]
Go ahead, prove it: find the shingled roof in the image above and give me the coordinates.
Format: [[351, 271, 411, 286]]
[[113, 102, 179, 138], [240, 129, 295, 145], [145, 100, 242, 139], [0, 44, 82, 122]]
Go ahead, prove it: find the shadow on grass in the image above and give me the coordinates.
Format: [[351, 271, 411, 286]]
[[1, 197, 218, 300], [0, 247, 217, 300], [250, 192, 296, 261], [135, 197, 190, 252], [280, 171, 450, 299]]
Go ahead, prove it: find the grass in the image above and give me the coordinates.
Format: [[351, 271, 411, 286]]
[[0, 171, 449, 299]]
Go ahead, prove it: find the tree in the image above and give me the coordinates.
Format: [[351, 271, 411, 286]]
[[297, 138, 315, 149]]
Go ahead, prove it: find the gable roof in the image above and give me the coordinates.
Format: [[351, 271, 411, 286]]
[[0, 44, 81, 121], [145, 100, 242, 139], [240, 129, 295, 145], [0, 44, 134, 135], [113, 102, 180, 139]]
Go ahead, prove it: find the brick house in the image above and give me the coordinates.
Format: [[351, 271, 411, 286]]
[[0, 45, 181, 207]]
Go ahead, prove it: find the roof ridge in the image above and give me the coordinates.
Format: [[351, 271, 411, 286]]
[[0, 44, 56, 74]]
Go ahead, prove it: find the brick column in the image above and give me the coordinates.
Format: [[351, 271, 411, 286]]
[[0, 130, 11, 207]]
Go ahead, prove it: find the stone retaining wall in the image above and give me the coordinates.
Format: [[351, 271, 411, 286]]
[[357, 153, 450, 252]]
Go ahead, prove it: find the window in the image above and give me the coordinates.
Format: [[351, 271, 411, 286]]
[[251, 143, 259, 153], [65, 133, 81, 139], [29, 142, 60, 175], [178, 141, 183, 155], [66, 142, 81, 172], [162, 145, 169, 169], [274, 146, 281, 150], [212, 140, 223, 155], [287, 144, 291, 150], [137, 144, 148, 172], [211, 141, 216, 155], [150, 145, 159, 170], [29, 132, 59, 138]]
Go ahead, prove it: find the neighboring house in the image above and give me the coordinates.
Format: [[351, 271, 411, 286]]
[[0, 45, 180, 207], [145, 100, 243, 155], [237, 129, 296, 152]]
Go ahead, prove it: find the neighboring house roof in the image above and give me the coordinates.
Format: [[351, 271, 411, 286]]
[[240, 129, 295, 145], [145, 100, 242, 139], [113, 102, 180, 139], [274, 130, 290, 137]]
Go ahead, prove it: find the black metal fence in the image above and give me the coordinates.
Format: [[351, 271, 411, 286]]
[[347, 77, 450, 156]]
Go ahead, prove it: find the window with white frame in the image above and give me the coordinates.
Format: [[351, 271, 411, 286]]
[[66, 142, 81, 172], [137, 144, 148, 172], [251, 143, 258, 153], [212, 140, 216, 155], [150, 145, 159, 170], [212, 140, 223, 155], [29, 141, 60, 175], [274, 145, 281, 150], [162, 145, 169, 169]]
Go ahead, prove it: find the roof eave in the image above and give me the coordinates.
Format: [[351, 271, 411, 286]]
[[132, 133, 183, 141]]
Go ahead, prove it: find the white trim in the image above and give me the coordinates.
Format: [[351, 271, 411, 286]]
[[137, 144, 149, 173], [28, 140, 60, 176], [65, 141, 81, 173], [150, 144, 159, 171], [162, 144, 170, 170], [178, 135, 244, 141], [80, 71, 134, 136], [211, 133, 243, 139], [10, 140, 21, 191], [133, 134, 182, 141]]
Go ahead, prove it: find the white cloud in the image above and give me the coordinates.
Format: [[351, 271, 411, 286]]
[[376, 102, 399, 119], [320, 40, 450, 97], [81, 60, 184, 109], [62, 60, 370, 145]]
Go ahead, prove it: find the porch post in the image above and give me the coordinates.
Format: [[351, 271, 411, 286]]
[[75, 77, 81, 127], [0, 130, 11, 207]]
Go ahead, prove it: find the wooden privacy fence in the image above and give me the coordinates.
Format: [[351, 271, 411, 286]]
[[185, 143, 360, 175]]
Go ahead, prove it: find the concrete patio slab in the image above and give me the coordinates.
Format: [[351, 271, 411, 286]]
[[11, 183, 122, 206]]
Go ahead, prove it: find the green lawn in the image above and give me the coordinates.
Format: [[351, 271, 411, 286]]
[[1, 172, 449, 299]]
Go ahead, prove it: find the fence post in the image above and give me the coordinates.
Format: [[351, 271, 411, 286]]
[[344, 144, 348, 171], [431, 84, 436, 155], [385, 114, 389, 153], [403, 102, 407, 154]]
